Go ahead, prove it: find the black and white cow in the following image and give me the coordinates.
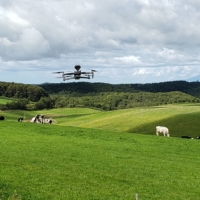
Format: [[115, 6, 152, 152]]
[[0, 116, 5, 120], [18, 118, 23, 122], [30, 114, 52, 124], [181, 136, 194, 139], [196, 136, 200, 139], [43, 119, 52, 124]]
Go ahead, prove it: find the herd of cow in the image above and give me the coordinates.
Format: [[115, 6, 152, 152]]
[[0, 117, 199, 139], [0, 114, 52, 124]]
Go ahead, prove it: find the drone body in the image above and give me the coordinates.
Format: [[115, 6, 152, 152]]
[[53, 65, 97, 81]]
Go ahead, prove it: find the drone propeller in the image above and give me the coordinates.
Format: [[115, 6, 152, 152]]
[[53, 71, 64, 74]]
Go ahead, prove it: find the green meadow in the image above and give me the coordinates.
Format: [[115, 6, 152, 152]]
[[0, 104, 200, 199], [2, 104, 200, 137], [0, 97, 12, 105]]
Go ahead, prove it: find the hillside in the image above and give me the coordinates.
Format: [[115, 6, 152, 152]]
[[1, 104, 200, 138], [40, 80, 200, 97], [1, 80, 200, 111], [0, 121, 200, 199]]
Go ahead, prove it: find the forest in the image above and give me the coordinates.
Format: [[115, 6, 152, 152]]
[[0, 80, 200, 110], [40, 80, 200, 97]]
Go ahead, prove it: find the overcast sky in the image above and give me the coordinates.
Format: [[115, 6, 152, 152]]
[[0, 0, 200, 84]]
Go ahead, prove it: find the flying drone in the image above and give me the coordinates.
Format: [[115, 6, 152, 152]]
[[53, 65, 97, 81]]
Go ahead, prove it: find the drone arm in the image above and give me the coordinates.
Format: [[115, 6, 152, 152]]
[[64, 72, 74, 75]]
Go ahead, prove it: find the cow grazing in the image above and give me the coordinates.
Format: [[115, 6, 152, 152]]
[[30, 115, 42, 123], [156, 126, 170, 137], [18, 118, 23, 122], [0, 116, 5, 120], [30, 114, 52, 124], [181, 136, 194, 139], [43, 119, 52, 124]]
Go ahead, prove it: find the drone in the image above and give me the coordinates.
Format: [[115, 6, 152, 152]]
[[53, 65, 97, 81]]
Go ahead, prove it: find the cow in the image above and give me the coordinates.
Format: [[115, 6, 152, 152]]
[[18, 118, 23, 122], [181, 136, 194, 139], [197, 136, 200, 139], [0, 116, 5, 120], [30, 115, 42, 123], [30, 114, 52, 124], [43, 119, 52, 124], [156, 126, 170, 137]]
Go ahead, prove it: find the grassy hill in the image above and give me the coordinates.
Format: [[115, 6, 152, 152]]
[[53, 104, 200, 138], [1, 83, 200, 199], [0, 121, 200, 199], [1, 104, 200, 138]]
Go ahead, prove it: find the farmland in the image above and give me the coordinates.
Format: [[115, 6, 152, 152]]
[[0, 104, 200, 199], [1, 104, 200, 137]]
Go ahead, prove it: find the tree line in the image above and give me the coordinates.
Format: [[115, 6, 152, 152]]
[[0, 81, 200, 110], [39, 80, 200, 97], [51, 91, 199, 111], [0, 82, 53, 110]]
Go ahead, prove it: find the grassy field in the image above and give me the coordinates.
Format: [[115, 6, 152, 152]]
[[0, 97, 12, 105], [0, 120, 200, 199], [0, 104, 200, 199], [1, 104, 200, 137]]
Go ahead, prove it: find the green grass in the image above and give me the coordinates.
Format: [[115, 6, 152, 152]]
[[45, 104, 200, 138], [0, 121, 200, 199], [1, 104, 200, 138], [0, 97, 12, 105]]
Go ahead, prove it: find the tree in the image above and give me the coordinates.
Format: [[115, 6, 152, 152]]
[[34, 97, 54, 110]]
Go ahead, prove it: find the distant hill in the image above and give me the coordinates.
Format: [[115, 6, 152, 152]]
[[40, 80, 200, 98], [187, 75, 200, 82], [1, 81, 200, 111]]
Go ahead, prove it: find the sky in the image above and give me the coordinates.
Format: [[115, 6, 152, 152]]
[[1, 0, 200, 85]]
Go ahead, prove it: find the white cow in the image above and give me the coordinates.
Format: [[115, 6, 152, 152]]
[[156, 126, 170, 137]]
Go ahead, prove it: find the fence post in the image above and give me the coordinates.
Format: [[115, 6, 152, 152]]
[[136, 193, 139, 200]]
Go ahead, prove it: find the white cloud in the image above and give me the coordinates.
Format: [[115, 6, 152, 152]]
[[114, 56, 141, 64], [1, 0, 200, 84]]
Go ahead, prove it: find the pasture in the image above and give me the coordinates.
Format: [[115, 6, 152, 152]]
[[1, 104, 200, 199], [0, 121, 200, 199], [0, 97, 12, 105], [2, 104, 200, 137]]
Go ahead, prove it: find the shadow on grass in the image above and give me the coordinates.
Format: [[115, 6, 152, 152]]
[[127, 112, 200, 138]]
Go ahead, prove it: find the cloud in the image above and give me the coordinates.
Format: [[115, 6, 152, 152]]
[[0, 0, 200, 84]]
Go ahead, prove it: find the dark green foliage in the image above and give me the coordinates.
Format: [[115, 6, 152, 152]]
[[40, 80, 200, 96], [5, 99, 28, 110], [51, 91, 199, 110], [34, 97, 54, 110], [0, 82, 49, 101], [0, 82, 51, 110], [40, 81, 200, 110], [1, 81, 200, 110]]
